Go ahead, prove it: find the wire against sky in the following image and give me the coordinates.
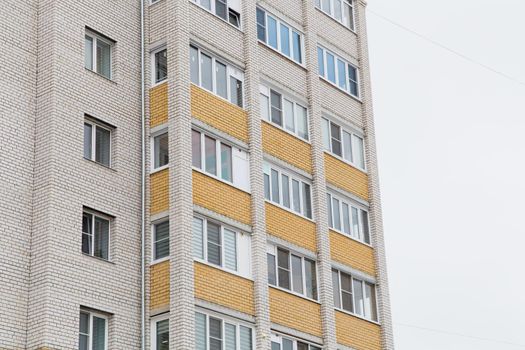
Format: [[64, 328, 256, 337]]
[[367, 9, 525, 88]]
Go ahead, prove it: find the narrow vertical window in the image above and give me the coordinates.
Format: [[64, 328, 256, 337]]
[[302, 183, 312, 219], [96, 38, 111, 79], [79, 311, 90, 350], [195, 313, 207, 350], [209, 318, 223, 350], [332, 269, 341, 309], [201, 53, 213, 91], [267, 252, 277, 285], [92, 315, 106, 350], [260, 90, 270, 120], [280, 24, 290, 57], [327, 194, 333, 228], [270, 90, 282, 126], [220, 143, 232, 182], [154, 49, 167, 84], [283, 99, 295, 133], [353, 279, 364, 316], [292, 179, 301, 213], [153, 221, 170, 261], [79, 311, 108, 350], [95, 127, 111, 167], [330, 122, 342, 156], [349, 65, 359, 97], [365, 282, 378, 321], [240, 326, 253, 350], [353, 135, 365, 169], [256, 8, 267, 42], [326, 52, 336, 83], [216, 61, 228, 99], [361, 209, 370, 244], [154, 132, 169, 169], [267, 16, 278, 49], [281, 174, 290, 209], [291, 255, 304, 294], [341, 272, 354, 312], [321, 118, 330, 150], [207, 222, 222, 266], [277, 248, 290, 290], [351, 206, 360, 239], [342, 203, 351, 235], [317, 47, 325, 76], [292, 32, 302, 64], [332, 197, 341, 231], [156, 319, 169, 350], [94, 216, 109, 260], [230, 76, 243, 107], [82, 213, 93, 255], [225, 324, 236, 350], [215, 0, 227, 20], [304, 258, 317, 300], [192, 130, 202, 168], [343, 130, 353, 163], [192, 217, 205, 259], [296, 105, 308, 140], [223, 228, 237, 271], [271, 169, 280, 204], [85, 36, 94, 70], [190, 46, 200, 84], [337, 59, 347, 90], [205, 136, 217, 176], [84, 123, 93, 161]]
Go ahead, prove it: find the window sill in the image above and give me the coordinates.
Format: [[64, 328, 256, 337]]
[[85, 68, 116, 85], [151, 79, 167, 88], [83, 157, 116, 172], [192, 167, 250, 194], [151, 164, 169, 175], [265, 200, 315, 223], [257, 40, 306, 71], [150, 256, 170, 266], [261, 119, 310, 145], [324, 150, 367, 175], [335, 308, 381, 326], [189, 0, 243, 33], [82, 253, 115, 265], [314, 7, 357, 35], [194, 259, 252, 281], [319, 76, 361, 103], [269, 285, 320, 305], [330, 228, 372, 249]]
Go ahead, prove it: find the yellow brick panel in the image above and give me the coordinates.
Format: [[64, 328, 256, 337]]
[[191, 85, 249, 142], [269, 288, 322, 337], [265, 203, 316, 252], [150, 82, 168, 128], [194, 262, 255, 315], [324, 154, 369, 201], [262, 122, 312, 173], [335, 311, 381, 350], [330, 230, 376, 276], [150, 261, 170, 311], [150, 169, 169, 215], [193, 170, 251, 225]]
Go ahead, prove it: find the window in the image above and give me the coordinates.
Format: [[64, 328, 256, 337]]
[[263, 163, 312, 219], [332, 269, 378, 321], [322, 118, 365, 170], [327, 193, 370, 244], [190, 45, 244, 107], [191, 0, 242, 28], [85, 30, 113, 79], [195, 311, 253, 350], [192, 216, 251, 277], [153, 220, 169, 261], [151, 315, 169, 350], [267, 244, 318, 300], [153, 131, 169, 170], [153, 48, 167, 84], [82, 210, 110, 260], [317, 46, 359, 97], [260, 85, 309, 141], [256, 8, 304, 64], [270, 333, 321, 350], [315, 0, 355, 30], [84, 119, 111, 167], [79, 310, 108, 350], [192, 129, 250, 191]]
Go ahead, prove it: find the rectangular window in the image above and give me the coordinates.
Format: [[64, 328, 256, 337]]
[[332, 269, 378, 321], [317, 46, 359, 97], [267, 245, 318, 300], [153, 221, 169, 261], [84, 119, 111, 167], [79, 310, 108, 350], [153, 132, 169, 170], [195, 312, 253, 350], [153, 48, 167, 84], [152, 317, 169, 350], [260, 85, 309, 141], [263, 163, 313, 219], [271, 333, 321, 350], [190, 45, 244, 107], [327, 192, 371, 244], [256, 8, 304, 64], [82, 210, 110, 260], [316, 0, 355, 30], [85, 30, 113, 79], [322, 118, 366, 170], [192, 0, 242, 28]]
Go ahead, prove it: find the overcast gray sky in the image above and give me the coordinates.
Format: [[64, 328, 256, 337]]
[[367, 1, 525, 349]]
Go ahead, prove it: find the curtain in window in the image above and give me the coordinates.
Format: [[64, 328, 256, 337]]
[[225, 323, 236, 350], [154, 221, 170, 260], [92, 316, 106, 350], [239, 326, 252, 350], [207, 222, 221, 266], [192, 217, 204, 259], [209, 318, 222, 350], [195, 313, 207, 350], [223, 229, 237, 271]]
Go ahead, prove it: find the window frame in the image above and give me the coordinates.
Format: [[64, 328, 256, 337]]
[[82, 209, 112, 261], [270, 332, 322, 350], [191, 0, 242, 29], [151, 128, 169, 172], [150, 313, 169, 350], [256, 7, 305, 65], [79, 309, 109, 350], [151, 46, 168, 86], [191, 129, 235, 184], [85, 30, 114, 80], [195, 310, 255, 350], [151, 218, 170, 263], [317, 46, 360, 98], [332, 268, 379, 322], [84, 118, 112, 168], [190, 44, 244, 108], [327, 192, 371, 245], [322, 117, 366, 171], [315, 0, 356, 31]]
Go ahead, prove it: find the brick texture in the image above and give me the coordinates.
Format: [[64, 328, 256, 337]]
[[150, 261, 170, 311], [150, 169, 169, 215], [335, 311, 381, 350], [329, 231, 376, 276], [150, 82, 168, 128], [325, 154, 369, 200]]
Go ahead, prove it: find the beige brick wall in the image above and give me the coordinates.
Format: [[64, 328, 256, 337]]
[[324, 154, 369, 201], [265, 203, 316, 252], [262, 122, 312, 173], [150, 261, 170, 311], [150, 169, 169, 215], [150, 82, 168, 128], [335, 311, 381, 350], [330, 230, 375, 276]]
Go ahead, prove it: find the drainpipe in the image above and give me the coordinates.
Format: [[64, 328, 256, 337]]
[[140, 0, 146, 349]]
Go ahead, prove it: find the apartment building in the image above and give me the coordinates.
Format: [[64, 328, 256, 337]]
[[0, 0, 393, 349]]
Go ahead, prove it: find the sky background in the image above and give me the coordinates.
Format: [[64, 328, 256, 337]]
[[366, 1, 525, 349]]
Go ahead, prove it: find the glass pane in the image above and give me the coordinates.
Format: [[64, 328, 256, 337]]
[[157, 319, 169, 350], [154, 221, 170, 260], [195, 312, 207, 350], [225, 324, 236, 350], [283, 99, 294, 133], [270, 90, 282, 126], [365, 283, 378, 321], [239, 326, 252, 350], [291, 255, 303, 294], [283, 338, 293, 350], [277, 249, 290, 289], [216, 61, 227, 99], [317, 47, 324, 76], [326, 52, 336, 83], [292, 32, 302, 63], [344, 3, 352, 29], [343, 131, 353, 162], [220, 143, 232, 182], [292, 180, 300, 213], [321, 118, 330, 150], [264, 173, 271, 200], [79, 312, 89, 333], [268, 16, 278, 49], [228, 9, 240, 27], [352, 206, 360, 239], [349, 66, 359, 96], [82, 233, 92, 255], [354, 279, 364, 316], [296, 342, 308, 350], [330, 123, 342, 156], [192, 130, 202, 168], [209, 318, 222, 350], [230, 77, 243, 107], [260, 93, 269, 120], [332, 197, 341, 231], [84, 123, 93, 160], [154, 133, 169, 168], [281, 175, 290, 208], [267, 253, 276, 285], [341, 273, 353, 312], [215, 0, 227, 20], [353, 135, 365, 169], [342, 203, 351, 235], [193, 217, 205, 259], [155, 49, 167, 83], [334, 0, 342, 21], [205, 136, 217, 175], [83, 213, 93, 235], [271, 169, 280, 204], [305, 259, 317, 300], [85, 35, 93, 70], [94, 217, 109, 260], [79, 335, 89, 350], [223, 228, 237, 271], [190, 46, 200, 84], [327, 194, 333, 228], [207, 222, 221, 266], [95, 126, 111, 166], [332, 269, 341, 309], [201, 53, 213, 91], [96, 39, 111, 79], [201, 0, 211, 10], [361, 210, 370, 244], [280, 24, 290, 57], [256, 8, 266, 42], [272, 342, 281, 350], [92, 316, 106, 350], [296, 105, 308, 140], [322, 0, 331, 12], [337, 59, 347, 90], [302, 183, 312, 219]]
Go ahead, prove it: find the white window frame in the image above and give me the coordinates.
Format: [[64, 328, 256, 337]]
[[195, 309, 255, 350], [151, 46, 167, 86], [151, 218, 170, 264], [85, 30, 113, 80], [259, 85, 310, 141], [332, 268, 379, 322], [267, 244, 319, 301], [151, 128, 169, 172], [317, 46, 360, 98], [322, 117, 366, 171], [84, 118, 112, 167], [327, 192, 371, 245], [315, 0, 356, 31], [191, 0, 242, 29], [79, 310, 109, 350], [270, 332, 322, 350], [82, 209, 112, 261], [256, 7, 305, 65], [190, 45, 244, 107], [150, 313, 169, 350], [192, 129, 235, 184], [263, 163, 313, 220]]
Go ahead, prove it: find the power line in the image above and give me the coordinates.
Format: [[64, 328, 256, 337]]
[[395, 322, 525, 348], [367, 9, 525, 88]]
